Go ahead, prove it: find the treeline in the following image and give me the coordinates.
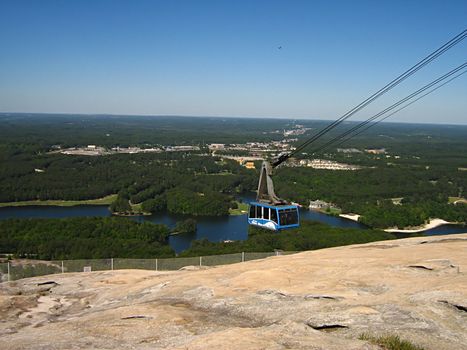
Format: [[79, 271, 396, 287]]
[[303, 121, 467, 168], [112, 188, 233, 216], [0, 217, 397, 260], [0, 217, 175, 260], [358, 200, 467, 228], [0, 114, 292, 150], [274, 166, 467, 228], [180, 220, 396, 257], [275, 166, 465, 206], [0, 152, 255, 201], [0, 151, 257, 216]]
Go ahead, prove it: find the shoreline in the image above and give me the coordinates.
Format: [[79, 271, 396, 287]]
[[228, 200, 249, 216], [1, 200, 463, 233], [339, 213, 361, 222], [339, 213, 461, 233], [383, 218, 456, 233], [111, 212, 151, 217]]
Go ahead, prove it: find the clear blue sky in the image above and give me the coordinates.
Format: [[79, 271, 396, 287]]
[[0, 0, 466, 124]]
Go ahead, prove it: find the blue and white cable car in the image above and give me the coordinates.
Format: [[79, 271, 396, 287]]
[[248, 159, 300, 231], [248, 202, 299, 230]]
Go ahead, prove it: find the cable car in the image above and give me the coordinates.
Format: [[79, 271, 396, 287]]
[[246, 32, 466, 231], [248, 159, 300, 231], [248, 202, 299, 230]]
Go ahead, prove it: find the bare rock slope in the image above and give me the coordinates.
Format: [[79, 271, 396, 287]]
[[1, 234, 467, 350]]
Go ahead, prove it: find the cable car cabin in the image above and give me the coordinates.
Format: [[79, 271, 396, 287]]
[[248, 202, 300, 231]]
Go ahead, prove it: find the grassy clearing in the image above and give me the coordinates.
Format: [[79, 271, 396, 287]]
[[313, 207, 342, 216], [229, 201, 249, 216], [129, 201, 148, 215], [0, 194, 117, 208], [358, 333, 425, 350], [323, 207, 342, 215]]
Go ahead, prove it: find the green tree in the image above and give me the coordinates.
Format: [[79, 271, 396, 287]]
[[110, 194, 131, 214], [141, 195, 167, 213], [173, 219, 197, 234]]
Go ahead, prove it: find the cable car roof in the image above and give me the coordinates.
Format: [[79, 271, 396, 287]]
[[249, 201, 299, 210]]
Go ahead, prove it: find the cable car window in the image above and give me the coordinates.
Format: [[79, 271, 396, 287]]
[[279, 208, 298, 226], [249, 205, 256, 218], [264, 207, 270, 220], [270, 209, 277, 223], [255, 205, 261, 218]]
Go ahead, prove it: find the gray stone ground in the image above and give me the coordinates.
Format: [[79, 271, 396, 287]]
[[1, 234, 466, 349]]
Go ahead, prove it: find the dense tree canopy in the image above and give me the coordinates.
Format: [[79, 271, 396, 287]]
[[274, 166, 467, 228], [181, 220, 396, 256], [0, 151, 256, 216], [0, 114, 466, 228], [0, 217, 174, 259], [165, 188, 231, 216], [110, 193, 132, 214], [172, 218, 197, 235]]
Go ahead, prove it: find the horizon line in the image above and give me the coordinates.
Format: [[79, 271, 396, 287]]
[[1, 111, 466, 127]]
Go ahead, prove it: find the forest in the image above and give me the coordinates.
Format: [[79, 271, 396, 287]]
[[0, 113, 466, 229], [274, 166, 467, 228], [0, 148, 256, 216], [0, 217, 175, 260], [181, 221, 396, 257], [0, 217, 395, 260]]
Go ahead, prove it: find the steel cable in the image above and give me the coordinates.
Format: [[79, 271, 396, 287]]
[[272, 29, 467, 167]]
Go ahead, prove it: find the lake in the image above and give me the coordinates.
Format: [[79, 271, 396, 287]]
[[1, 202, 465, 253]]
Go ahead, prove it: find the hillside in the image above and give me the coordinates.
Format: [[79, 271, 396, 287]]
[[1, 234, 466, 350]]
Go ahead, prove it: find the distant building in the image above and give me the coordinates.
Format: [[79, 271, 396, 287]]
[[304, 159, 361, 171], [111, 146, 161, 154], [337, 148, 361, 153], [221, 155, 263, 163], [309, 200, 329, 209], [208, 143, 225, 150], [166, 146, 200, 152], [365, 148, 386, 154], [61, 146, 106, 156], [244, 161, 255, 169]]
